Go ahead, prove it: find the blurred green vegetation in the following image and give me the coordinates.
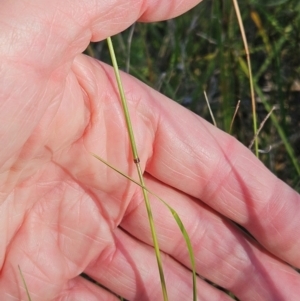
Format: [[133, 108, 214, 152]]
[[86, 0, 300, 192]]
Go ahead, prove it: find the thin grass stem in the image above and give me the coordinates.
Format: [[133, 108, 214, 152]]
[[106, 36, 168, 301], [229, 100, 240, 134], [248, 105, 278, 150], [232, 0, 259, 157], [204, 91, 217, 127], [18, 265, 32, 301]]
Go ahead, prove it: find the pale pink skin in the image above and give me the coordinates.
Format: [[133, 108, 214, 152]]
[[0, 1, 299, 300]]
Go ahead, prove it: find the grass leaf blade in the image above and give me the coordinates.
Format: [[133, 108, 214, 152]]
[[106, 36, 169, 301]]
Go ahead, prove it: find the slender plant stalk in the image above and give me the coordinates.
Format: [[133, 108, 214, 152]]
[[232, 0, 259, 157], [18, 265, 32, 301], [248, 105, 277, 150], [106, 36, 169, 301], [92, 153, 197, 300], [229, 100, 240, 134], [203, 91, 217, 127]]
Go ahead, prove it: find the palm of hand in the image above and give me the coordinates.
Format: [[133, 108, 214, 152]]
[[3, 36, 189, 298], [2, 51, 131, 295]]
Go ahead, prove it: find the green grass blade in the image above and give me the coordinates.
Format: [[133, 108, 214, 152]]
[[92, 153, 197, 301], [161, 204, 197, 300], [106, 37, 139, 161], [106, 36, 168, 301], [18, 265, 32, 301]]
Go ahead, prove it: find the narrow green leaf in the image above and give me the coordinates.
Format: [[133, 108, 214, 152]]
[[106, 36, 169, 301]]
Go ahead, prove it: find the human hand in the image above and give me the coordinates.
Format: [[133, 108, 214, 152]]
[[1, 1, 300, 300]]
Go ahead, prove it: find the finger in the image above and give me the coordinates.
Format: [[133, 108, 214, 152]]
[[140, 80, 300, 268], [121, 174, 300, 301], [84, 227, 233, 301], [0, 0, 202, 165]]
